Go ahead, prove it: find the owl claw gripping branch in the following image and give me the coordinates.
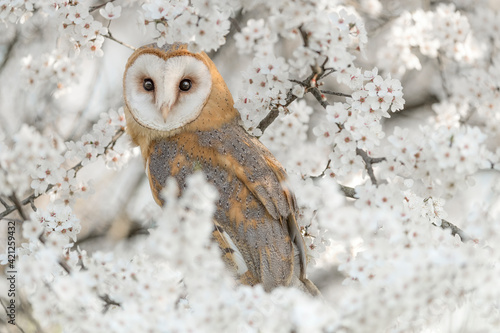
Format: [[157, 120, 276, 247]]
[[123, 43, 320, 296]]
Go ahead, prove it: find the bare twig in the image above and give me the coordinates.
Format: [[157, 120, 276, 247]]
[[103, 32, 136, 51], [0, 197, 9, 208], [100, 294, 121, 314], [0, 298, 27, 333], [310, 87, 330, 108], [298, 25, 310, 48], [355, 148, 385, 185], [320, 90, 351, 98], [9, 193, 28, 221]]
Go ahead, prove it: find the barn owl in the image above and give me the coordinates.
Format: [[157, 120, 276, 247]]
[[123, 43, 319, 296]]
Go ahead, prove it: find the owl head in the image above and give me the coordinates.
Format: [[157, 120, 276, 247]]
[[123, 43, 238, 153]]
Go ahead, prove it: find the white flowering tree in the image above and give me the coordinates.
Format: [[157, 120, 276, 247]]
[[1, 0, 500, 332]]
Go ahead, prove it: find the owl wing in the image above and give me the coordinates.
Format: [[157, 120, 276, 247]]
[[147, 121, 307, 291]]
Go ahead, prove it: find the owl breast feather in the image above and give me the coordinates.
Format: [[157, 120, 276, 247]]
[[147, 120, 298, 290]]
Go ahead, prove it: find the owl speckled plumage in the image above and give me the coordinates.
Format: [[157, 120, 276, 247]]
[[123, 43, 319, 295]]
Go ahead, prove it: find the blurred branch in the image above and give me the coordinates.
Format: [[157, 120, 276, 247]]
[[100, 294, 121, 313], [0, 128, 125, 221], [438, 219, 473, 243], [89, 0, 115, 12], [9, 193, 28, 221], [0, 298, 27, 333], [339, 184, 356, 199], [436, 52, 451, 98], [0, 30, 18, 73], [0, 197, 8, 208]]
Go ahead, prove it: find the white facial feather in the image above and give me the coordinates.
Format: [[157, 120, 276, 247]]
[[124, 54, 212, 132]]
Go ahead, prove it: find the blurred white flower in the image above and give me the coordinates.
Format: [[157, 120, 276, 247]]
[[99, 2, 122, 20]]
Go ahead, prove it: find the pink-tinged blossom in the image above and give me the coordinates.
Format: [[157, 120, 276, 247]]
[[99, 2, 122, 20]]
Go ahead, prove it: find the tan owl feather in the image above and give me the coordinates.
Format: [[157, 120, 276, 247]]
[[123, 43, 319, 295]]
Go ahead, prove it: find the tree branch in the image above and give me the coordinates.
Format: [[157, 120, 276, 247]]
[[438, 219, 472, 242], [339, 184, 356, 199], [0, 30, 18, 74], [0, 197, 9, 208], [355, 148, 385, 186], [320, 89, 351, 98]]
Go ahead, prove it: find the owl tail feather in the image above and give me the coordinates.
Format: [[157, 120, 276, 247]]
[[286, 214, 307, 281]]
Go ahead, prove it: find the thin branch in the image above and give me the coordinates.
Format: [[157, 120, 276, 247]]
[[103, 32, 136, 51], [89, 0, 115, 12], [0, 197, 9, 208], [319, 68, 336, 80], [310, 87, 330, 108], [9, 193, 28, 221], [229, 17, 242, 33], [320, 90, 351, 98], [298, 25, 310, 48], [311, 160, 332, 179], [100, 294, 121, 314], [0, 298, 27, 333]]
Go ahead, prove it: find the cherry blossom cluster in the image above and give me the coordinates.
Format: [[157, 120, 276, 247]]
[[384, 124, 492, 198], [65, 108, 126, 168], [21, 50, 79, 97], [14, 172, 329, 332], [27, 109, 127, 205], [235, 55, 293, 134], [234, 19, 276, 56], [3, 1, 500, 332], [314, 69, 404, 180], [325, 179, 500, 331], [141, 0, 235, 52], [57, 2, 111, 58], [25, 203, 82, 241], [0, 125, 63, 197], [378, 3, 477, 75], [260, 100, 328, 175], [0, 0, 38, 24]]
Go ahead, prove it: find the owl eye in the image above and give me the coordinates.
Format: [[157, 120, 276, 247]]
[[143, 78, 155, 91], [179, 79, 192, 91]]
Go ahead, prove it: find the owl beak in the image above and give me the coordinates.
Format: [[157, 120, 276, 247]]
[[161, 105, 170, 121]]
